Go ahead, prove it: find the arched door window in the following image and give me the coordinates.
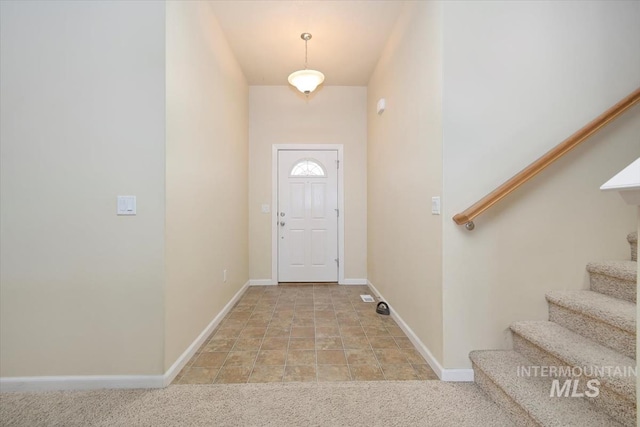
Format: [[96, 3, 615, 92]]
[[289, 158, 326, 177]]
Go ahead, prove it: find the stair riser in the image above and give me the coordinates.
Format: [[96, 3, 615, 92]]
[[548, 304, 635, 359], [589, 273, 636, 303], [512, 332, 634, 399], [471, 362, 539, 427], [512, 333, 636, 427]]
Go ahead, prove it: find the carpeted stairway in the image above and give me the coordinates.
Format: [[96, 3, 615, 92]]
[[470, 232, 638, 426]]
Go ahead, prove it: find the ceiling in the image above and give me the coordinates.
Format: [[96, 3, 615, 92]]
[[209, 1, 405, 86]]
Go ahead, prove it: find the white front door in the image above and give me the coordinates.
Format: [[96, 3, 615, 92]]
[[278, 150, 338, 282]]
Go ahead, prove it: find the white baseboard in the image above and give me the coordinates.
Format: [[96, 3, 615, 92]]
[[249, 279, 276, 286], [0, 281, 251, 392], [162, 280, 250, 386], [366, 280, 474, 383], [0, 374, 164, 393], [440, 369, 475, 382], [250, 279, 368, 286], [339, 278, 368, 285]]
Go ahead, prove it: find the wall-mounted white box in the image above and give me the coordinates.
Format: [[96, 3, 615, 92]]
[[431, 196, 441, 215], [117, 196, 136, 215]]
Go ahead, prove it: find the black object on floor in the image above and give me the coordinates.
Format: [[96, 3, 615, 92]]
[[376, 301, 390, 315]]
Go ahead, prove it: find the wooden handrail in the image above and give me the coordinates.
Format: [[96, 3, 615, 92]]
[[453, 87, 640, 229]]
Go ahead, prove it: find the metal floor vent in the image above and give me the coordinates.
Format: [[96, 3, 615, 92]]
[[360, 294, 375, 303]]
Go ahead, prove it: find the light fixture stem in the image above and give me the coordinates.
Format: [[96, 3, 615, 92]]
[[304, 38, 308, 69]]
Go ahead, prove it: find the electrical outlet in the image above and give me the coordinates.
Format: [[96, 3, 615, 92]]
[[223, 269, 227, 283]]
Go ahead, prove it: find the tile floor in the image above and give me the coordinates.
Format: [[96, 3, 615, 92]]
[[173, 284, 438, 384]]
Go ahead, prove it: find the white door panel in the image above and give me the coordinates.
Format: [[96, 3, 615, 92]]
[[311, 230, 330, 267], [278, 150, 338, 282]]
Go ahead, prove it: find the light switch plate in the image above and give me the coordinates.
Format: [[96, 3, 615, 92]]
[[431, 196, 441, 215], [377, 98, 386, 115], [117, 196, 136, 215]]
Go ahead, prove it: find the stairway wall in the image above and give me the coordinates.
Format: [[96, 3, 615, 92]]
[[441, 0, 640, 369]]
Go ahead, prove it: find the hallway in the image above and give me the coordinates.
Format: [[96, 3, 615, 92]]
[[2, 2, 638, 413], [174, 285, 437, 384]]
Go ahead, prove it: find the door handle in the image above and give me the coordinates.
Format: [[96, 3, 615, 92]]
[[280, 221, 285, 226]]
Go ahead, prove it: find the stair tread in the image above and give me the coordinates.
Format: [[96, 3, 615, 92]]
[[470, 350, 622, 427], [586, 260, 637, 282], [546, 290, 636, 333], [510, 321, 636, 399]]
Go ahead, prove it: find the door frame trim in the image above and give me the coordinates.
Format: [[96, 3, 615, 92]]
[[271, 144, 345, 285]]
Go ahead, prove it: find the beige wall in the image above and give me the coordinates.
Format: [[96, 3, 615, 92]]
[[165, 1, 249, 370], [249, 86, 367, 281], [0, 1, 166, 375], [441, 0, 640, 368], [367, 1, 444, 363]]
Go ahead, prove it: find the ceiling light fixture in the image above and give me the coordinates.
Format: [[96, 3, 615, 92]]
[[288, 33, 325, 96]]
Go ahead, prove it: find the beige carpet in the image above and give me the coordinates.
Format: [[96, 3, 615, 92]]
[[1, 381, 515, 426]]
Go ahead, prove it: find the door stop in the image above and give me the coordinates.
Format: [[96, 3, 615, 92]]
[[376, 302, 390, 316]]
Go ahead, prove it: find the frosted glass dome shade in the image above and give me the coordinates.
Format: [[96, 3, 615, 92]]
[[288, 69, 325, 94]]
